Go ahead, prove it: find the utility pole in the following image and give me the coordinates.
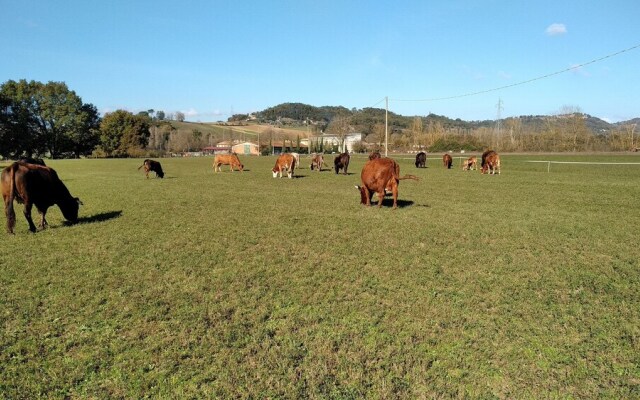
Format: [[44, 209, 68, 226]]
[[385, 96, 388, 157], [495, 98, 503, 148]]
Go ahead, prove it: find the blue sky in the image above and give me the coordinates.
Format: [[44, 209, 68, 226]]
[[2, 1, 639, 123]]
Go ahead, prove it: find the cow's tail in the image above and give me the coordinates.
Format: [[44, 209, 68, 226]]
[[6, 163, 17, 233], [398, 174, 419, 181]]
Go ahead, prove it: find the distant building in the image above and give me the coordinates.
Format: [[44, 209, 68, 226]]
[[309, 133, 363, 152], [231, 142, 260, 156], [202, 146, 231, 155]]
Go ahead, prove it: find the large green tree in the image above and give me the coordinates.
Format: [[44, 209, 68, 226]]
[[99, 110, 150, 157], [0, 79, 100, 158]]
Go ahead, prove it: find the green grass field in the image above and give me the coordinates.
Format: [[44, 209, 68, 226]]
[[1, 154, 639, 398]]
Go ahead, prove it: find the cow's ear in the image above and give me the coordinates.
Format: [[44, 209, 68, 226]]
[[75, 197, 83, 206]]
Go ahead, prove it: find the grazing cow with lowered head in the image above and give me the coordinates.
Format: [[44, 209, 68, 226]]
[[415, 152, 427, 168], [482, 152, 501, 175], [334, 152, 350, 175], [369, 150, 382, 160], [213, 153, 244, 172], [355, 157, 418, 209], [462, 156, 477, 171], [310, 153, 325, 171], [138, 159, 164, 178], [480, 149, 496, 172], [2, 162, 81, 234], [443, 153, 453, 169], [272, 153, 296, 178]]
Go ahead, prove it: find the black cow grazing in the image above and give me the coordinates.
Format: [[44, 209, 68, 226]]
[[415, 152, 427, 168], [138, 159, 164, 178], [2, 162, 81, 234], [334, 152, 350, 175], [18, 157, 46, 166]]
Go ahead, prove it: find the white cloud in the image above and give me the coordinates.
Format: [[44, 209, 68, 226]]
[[546, 23, 567, 36], [182, 108, 199, 117]]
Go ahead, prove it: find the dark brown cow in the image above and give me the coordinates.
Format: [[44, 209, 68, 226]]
[[355, 157, 418, 209], [19, 157, 46, 166], [368, 150, 382, 160], [213, 153, 244, 172], [310, 153, 325, 171], [482, 152, 501, 175], [272, 153, 296, 178], [138, 159, 164, 178], [415, 152, 427, 168], [480, 149, 497, 173], [2, 162, 81, 234], [334, 152, 350, 175], [443, 153, 453, 169]]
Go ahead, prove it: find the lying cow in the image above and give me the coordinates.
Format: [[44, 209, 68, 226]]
[[355, 157, 418, 209], [2, 161, 81, 233], [213, 153, 244, 172], [443, 153, 453, 169], [272, 153, 296, 178], [138, 159, 164, 178], [334, 152, 350, 175], [482, 152, 501, 175], [310, 153, 325, 171], [415, 151, 427, 168], [462, 156, 477, 171]]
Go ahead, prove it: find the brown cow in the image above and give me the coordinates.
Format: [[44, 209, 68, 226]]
[[2, 162, 81, 234], [334, 152, 350, 175], [443, 153, 453, 169], [138, 159, 164, 178], [272, 153, 296, 178], [482, 152, 501, 175], [462, 156, 477, 171], [310, 153, 325, 171], [355, 157, 418, 209], [480, 149, 496, 172], [213, 153, 244, 172], [368, 150, 382, 160]]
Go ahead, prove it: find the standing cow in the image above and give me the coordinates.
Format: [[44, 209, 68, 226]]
[[2, 162, 81, 234], [138, 159, 164, 178], [355, 157, 418, 209], [415, 152, 427, 168], [310, 153, 325, 171], [443, 153, 453, 169], [368, 150, 382, 160], [213, 153, 244, 172], [334, 152, 350, 175], [462, 156, 477, 171], [481, 151, 501, 175], [272, 153, 296, 178]]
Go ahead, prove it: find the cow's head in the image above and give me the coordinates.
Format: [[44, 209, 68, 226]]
[[60, 197, 82, 223], [272, 168, 279, 178]]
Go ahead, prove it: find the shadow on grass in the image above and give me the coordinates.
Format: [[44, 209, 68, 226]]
[[378, 199, 415, 208], [72, 210, 123, 225]]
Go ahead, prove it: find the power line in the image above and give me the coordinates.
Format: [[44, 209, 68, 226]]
[[391, 43, 640, 103]]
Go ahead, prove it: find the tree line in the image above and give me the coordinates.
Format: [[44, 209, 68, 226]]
[[0, 79, 191, 159]]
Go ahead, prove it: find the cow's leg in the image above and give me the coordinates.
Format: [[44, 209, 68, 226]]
[[377, 190, 385, 208], [38, 208, 48, 229], [23, 203, 37, 233], [391, 186, 399, 209]]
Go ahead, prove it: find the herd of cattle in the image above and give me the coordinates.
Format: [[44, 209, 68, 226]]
[[1, 150, 500, 233]]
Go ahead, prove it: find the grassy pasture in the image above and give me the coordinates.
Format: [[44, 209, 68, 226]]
[[1, 154, 639, 399]]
